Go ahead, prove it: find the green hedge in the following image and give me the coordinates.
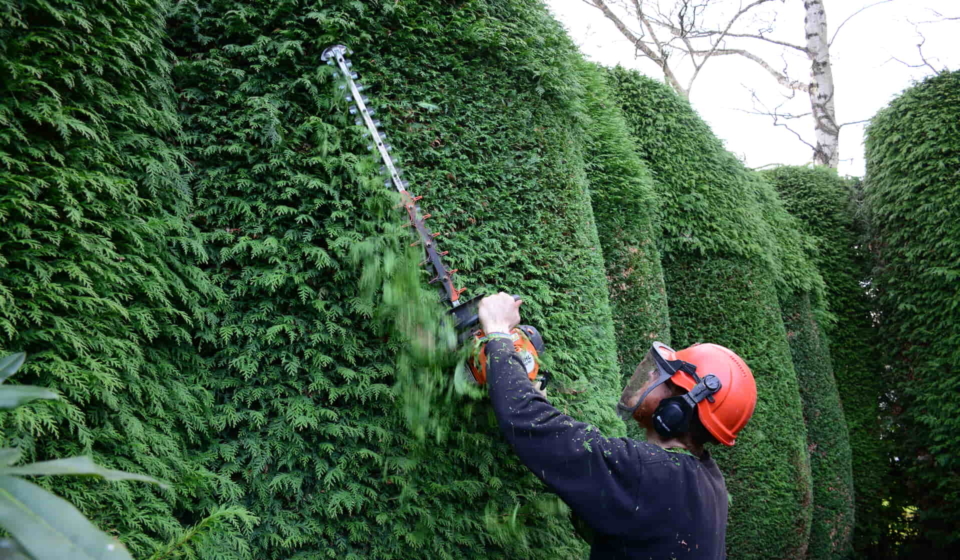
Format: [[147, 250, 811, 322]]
[[780, 292, 856, 560], [753, 168, 857, 560], [0, 0, 230, 555], [169, 1, 622, 557], [865, 70, 960, 553], [608, 67, 813, 559], [765, 165, 882, 557], [579, 62, 670, 378]]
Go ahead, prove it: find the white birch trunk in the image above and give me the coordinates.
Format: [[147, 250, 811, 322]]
[[805, 0, 840, 168]]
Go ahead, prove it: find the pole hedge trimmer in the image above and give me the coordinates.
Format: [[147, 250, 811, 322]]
[[322, 45, 549, 389]]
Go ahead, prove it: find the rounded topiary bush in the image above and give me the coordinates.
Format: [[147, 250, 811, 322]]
[[865, 69, 960, 553], [607, 67, 813, 559], [169, 1, 623, 557]]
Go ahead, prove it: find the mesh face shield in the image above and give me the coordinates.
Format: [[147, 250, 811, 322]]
[[617, 342, 678, 423]]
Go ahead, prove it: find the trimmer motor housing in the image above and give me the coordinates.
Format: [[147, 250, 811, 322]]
[[468, 325, 550, 390]]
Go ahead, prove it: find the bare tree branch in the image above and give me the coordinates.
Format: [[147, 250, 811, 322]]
[[737, 89, 817, 152], [582, 0, 898, 167], [751, 162, 792, 171], [696, 31, 808, 53], [884, 27, 944, 76], [829, 0, 895, 47], [838, 118, 872, 129], [586, 0, 690, 95], [914, 33, 942, 75], [913, 8, 960, 24], [687, 0, 782, 87], [695, 48, 811, 92]]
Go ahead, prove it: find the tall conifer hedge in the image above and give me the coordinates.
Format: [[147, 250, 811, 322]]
[[608, 67, 813, 559], [0, 0, 229, 555], [764, 165, 881, 556], [168, 1, 622, 557], [865, 70, 960, 553], [753, 170, 856, 560], [579, 62, 670, 376]]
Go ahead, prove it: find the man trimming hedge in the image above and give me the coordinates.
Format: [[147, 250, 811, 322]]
[[478, 293, 757, 559]]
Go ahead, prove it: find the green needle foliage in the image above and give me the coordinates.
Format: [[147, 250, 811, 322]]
[[578, 61, 670, 381], [865, 70, 960, 554], [764, 165, 881, 557], [0, 0, 242, 555], [755, 167, 856, 560], [608, 67, 814, 559], [778, 290, 856, 560], [0, 352, 164, 560], [168, 0, 622, 557]]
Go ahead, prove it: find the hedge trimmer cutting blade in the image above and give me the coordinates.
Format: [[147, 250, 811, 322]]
[[323, 45, 549, 389]]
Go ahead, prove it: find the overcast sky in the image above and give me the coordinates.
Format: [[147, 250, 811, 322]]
[[545, 0, 960, 177]]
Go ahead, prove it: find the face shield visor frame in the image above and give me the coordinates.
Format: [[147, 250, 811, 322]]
[[616, 341, 685, 423]]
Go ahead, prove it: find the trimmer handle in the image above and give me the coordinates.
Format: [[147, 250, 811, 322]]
[[452, 296, 550, 390]]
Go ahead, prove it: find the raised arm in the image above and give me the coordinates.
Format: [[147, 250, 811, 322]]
[[484, 336, 644, 530]]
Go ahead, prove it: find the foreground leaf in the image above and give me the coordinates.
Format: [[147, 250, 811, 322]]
[[0, 475, 133, 560], [0, 450, 22, 467], [0, 457, 168, 489], [0, 354, 26, 384], [0, 387, 58, 410]]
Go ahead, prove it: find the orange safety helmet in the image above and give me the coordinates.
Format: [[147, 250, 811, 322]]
[[617, 342, 757, 446]]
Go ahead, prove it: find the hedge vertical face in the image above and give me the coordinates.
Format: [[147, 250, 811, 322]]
[[780, 293, 855, 560], [607, 68, 813, 559], [764, 165, 881, 556], [865, 70, 960, 550], [0, 1, 221, 555], [169, 1, 621, 557], [578, 62, 670, 388], [754, 167, 855, 559]]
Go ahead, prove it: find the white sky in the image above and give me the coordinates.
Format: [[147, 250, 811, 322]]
[[545, 0, 960, 177]]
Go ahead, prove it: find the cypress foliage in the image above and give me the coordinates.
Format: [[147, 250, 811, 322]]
[[756, 168, 856, 559], [764, 165, 882, 557], [608, 67, 813, 559], [169, 1, 622, 557], [864, 70, 960, 554], [779, 290, 856, 560], [578, 62, 670, 378], [0, 0, 231, 555]]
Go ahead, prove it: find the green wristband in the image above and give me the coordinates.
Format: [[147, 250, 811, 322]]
[[483, 332, 513, 342]]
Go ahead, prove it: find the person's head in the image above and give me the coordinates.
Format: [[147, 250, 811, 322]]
[[623, 367, 719, 446], [617, 342, 757, 447]]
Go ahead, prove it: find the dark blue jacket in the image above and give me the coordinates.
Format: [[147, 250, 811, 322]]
[[486, 338, 728, 559]]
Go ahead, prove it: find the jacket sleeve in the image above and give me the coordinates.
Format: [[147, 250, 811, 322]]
[[485, 337, 644, 532]]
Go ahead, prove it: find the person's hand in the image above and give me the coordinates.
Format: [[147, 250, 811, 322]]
[[478, 292, 521, 335]]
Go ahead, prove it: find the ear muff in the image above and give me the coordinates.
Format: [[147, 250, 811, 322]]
[[653, 396, 694, 439], [652, 374, 723, 440]]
